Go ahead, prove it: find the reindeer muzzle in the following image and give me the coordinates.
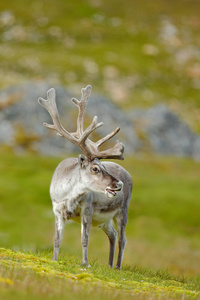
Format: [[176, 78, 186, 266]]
[[105, 181, 123, 198]]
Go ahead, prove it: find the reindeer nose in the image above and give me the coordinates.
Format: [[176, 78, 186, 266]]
[[116, 180, 123, 191]]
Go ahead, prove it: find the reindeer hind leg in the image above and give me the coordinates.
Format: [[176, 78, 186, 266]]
[[101, 220, 117, 268], [114, 212, 127, 270]]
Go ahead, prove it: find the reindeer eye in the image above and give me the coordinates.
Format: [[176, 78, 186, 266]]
[[91, 166, 99, 174]]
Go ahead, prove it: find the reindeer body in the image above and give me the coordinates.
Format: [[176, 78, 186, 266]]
[[50, 157, 132, 269], [38, 85, 133, 269]]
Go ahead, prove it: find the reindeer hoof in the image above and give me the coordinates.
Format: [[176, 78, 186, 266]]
[[52, 257, 58, 261], [81, 263, 91, 268], [108, 264, 113, 268]]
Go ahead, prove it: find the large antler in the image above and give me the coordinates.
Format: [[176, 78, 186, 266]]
[[38, 85, 124, 161]]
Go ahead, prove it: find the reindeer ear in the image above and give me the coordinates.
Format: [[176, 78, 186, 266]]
[[78, 154, 89, 169]]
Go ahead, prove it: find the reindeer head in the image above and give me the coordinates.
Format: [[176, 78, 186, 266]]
[[78, 154, 123, 198]]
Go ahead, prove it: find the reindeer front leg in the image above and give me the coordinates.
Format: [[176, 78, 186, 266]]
[[53, 214, 65, 261], [81, 200, 93, 267], [52, 202, 68, 261]]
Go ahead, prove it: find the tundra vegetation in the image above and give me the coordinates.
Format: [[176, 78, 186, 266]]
[[0, 0, 200, 299], [0, 153, 200, 299]]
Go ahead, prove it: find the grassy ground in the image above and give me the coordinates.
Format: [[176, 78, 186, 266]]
[[0, 248, 200, 300], [0, 152, 200, 299], [0, 0, 200, 131]]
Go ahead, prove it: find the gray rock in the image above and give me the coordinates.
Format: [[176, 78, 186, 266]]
[[0, 119, 14, 145], [193, 137, 200, 161], [129, 104, 200, 159], [0, 81, 75, 155]]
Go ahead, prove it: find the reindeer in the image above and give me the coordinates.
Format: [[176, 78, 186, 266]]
[[38, 85, 133, 270]]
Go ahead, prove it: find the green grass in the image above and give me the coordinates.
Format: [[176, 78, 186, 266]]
[[0, 248, 200, 300], [0, 152, 200, 298]]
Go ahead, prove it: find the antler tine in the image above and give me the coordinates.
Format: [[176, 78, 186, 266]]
[[81, 116, 103, 142], [71, 85, 92, 136], [70, 84, 105, 148], [38, 88, 78, 142], [96, 127, 120, 149], [38, 88, 61, 131], [85, 136, 124, 161], [91, 140, 124, 161]]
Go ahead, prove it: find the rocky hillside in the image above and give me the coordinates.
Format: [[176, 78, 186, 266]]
[[0, 81, 200, 160]]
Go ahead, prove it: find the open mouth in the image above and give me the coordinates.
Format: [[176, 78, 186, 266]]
[[105, 186, 122, 197], [106, 188, 117, 197]]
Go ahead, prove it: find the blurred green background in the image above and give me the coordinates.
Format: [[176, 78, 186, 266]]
[[1, 0, 200, 131], [0, 0, 200, 280]]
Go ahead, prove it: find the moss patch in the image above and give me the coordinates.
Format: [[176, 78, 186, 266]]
[[0, 248, 199, 299]]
